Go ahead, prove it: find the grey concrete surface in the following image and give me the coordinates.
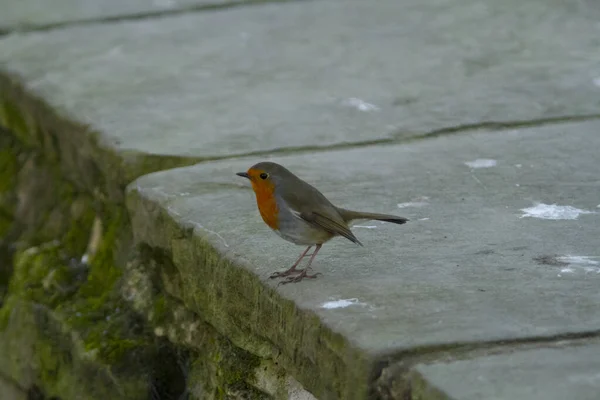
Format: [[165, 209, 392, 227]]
[[2, 0, 600, 158], [0, 0, 233, 30], [413, 341, 600, 400], [130, 119, 600, 356]]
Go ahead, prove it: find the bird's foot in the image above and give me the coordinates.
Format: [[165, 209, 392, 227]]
[[278, 269, 322, 285], [269, 268, 304, 279], [268, 252, 316, 279]]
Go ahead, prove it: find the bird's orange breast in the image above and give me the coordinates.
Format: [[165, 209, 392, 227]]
[[251, 181, 279, 230]]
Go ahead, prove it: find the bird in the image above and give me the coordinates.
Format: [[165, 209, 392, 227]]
[[236, 162, 408, 284]]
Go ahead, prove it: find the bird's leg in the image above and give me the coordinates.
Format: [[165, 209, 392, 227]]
[[280, 244, 323, 284], [269, 246, 312, 279]]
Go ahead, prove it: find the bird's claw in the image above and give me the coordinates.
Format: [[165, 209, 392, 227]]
[[269, 268, 304, 279], [278, 271, 322, 285]]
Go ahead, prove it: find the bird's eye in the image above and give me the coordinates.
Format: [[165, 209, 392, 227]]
[[259, 172, 269, 180]]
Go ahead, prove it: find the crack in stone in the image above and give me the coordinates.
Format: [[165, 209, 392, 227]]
[[0, 0, 311, 36], [3, 66, 600, 176], [369, 329, 600, 399], [411, 113, 600, 140], [193, 113, 600, 163]]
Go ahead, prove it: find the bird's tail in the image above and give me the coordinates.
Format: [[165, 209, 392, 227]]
[[336, 208, 409, 224]]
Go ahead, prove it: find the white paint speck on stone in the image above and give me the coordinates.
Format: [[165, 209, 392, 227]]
[[515, 164, 522, 168], [320, 298, 365, 309], [398, 197, 429, 209], [419, 218, 430, 221], [520, 203, 595, 220], [397, 201, 428, 208], [557, 256, 599, 266], [465, 159, 497, 168], [557, 256, 600, 275], [342, 98, 380, 112], [353, 225, 377, 229]]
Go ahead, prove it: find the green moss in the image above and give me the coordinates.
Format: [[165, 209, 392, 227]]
[[60, 192, 96, 257], [65, 295, 153, 369], [80, 208, 124, 298], [0, 210, 12, 241], [0, 148, 17, 194], [0, 245, 13, 301], [0, 203, 149, 392], [152, 295, 167, 325], [0, 81, 203, 399], [0, 102, 31, 145], [36, 334, 71, 393], [83, 329, 147, 365], [0, 129, 18, 239], [202, 335, 264, 399], [0, 242, 74, 317], [0, 296, 12, 329], [222, 345, 262, 386], [0, 126, 154, 385], [60, 208, 142, 366]]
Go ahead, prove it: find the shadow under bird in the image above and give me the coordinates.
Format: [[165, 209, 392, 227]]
[[237, 162, 408, 284]]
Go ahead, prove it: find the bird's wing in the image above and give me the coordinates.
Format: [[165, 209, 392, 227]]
[[299, 210, 362, 246], [280, 180, 362, 246]]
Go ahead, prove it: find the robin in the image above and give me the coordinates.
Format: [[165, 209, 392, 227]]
[[237, 162, 408, 284]]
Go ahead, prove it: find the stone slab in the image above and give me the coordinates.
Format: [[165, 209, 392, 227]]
[[0, 0, 232, 30], [413, 342, 600, 400], [2, 0, 600, 158], [129, 119, 600, 357]]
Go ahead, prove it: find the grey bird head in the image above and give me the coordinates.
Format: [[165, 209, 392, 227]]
[[236, 162, 296, 187]]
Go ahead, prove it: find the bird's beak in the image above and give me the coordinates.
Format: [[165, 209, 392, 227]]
[[236, 172, 250, 179]]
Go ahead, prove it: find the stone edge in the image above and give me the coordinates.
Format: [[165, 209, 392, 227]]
[[125, 187, 374, 399]]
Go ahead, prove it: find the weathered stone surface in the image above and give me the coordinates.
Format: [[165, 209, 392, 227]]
[[2, 0, 600, 398], [411, 341, 600, 400], [127, 120, 600, 397], [0, 375, 26, 400], [2, 0, 600, 159], [121, 242, 317, 399], [0, 0, 233, 30]]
